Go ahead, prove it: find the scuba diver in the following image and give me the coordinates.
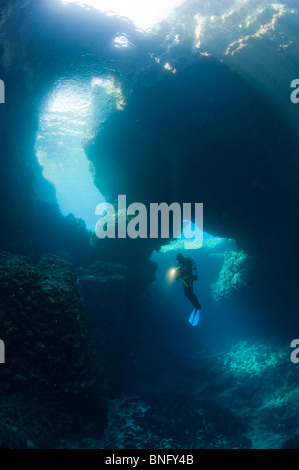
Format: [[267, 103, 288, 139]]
[[175, 253, 202, 327]]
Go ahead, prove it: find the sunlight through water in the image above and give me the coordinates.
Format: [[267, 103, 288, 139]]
[[35, 79, 108, 230], [61, 0, 186, 31]]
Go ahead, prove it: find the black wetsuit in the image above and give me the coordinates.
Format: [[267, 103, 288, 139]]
[[177, 259, 201, 311]]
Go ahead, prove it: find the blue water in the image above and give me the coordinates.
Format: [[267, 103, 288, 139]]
[[1, 0, 299, 450]]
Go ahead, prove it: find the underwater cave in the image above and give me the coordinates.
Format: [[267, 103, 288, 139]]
[[0, 0, 299, 451]]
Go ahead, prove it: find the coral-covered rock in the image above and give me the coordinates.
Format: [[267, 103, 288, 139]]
[[211, 250, 249, 304], [104, 394, 251, 449], [0, 252, 96, 398]]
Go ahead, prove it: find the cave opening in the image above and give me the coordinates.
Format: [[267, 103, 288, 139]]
[[34, 76, 126, 230], [60, 0, 186, 31]]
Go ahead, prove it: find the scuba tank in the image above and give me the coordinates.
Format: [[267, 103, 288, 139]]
[[187, 257, 198, 281]]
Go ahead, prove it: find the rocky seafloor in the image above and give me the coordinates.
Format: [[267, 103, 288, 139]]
[[0, 251, 298, 449]]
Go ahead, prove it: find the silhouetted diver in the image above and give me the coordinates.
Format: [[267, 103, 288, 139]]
[[175, 253, 202, 326]]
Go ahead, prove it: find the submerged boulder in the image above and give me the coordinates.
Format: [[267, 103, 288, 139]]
[[0, 252, 96, 399], [211, 250, 249, 304], [104, 394, 251, 449]]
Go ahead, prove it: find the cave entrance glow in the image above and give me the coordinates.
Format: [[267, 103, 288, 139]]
[[35, 78, 109, 230], [61, 0, 186, 31], [159, 222, 218, 253]]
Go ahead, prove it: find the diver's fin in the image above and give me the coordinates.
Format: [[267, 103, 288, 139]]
[[189, 309, 196, 325], [191, 309, 201, 327]]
